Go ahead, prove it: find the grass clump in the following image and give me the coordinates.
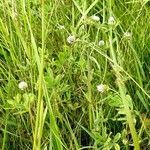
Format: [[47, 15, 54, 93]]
[[0, 0, 150, 150]]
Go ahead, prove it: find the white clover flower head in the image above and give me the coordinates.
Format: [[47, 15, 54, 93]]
[[67, 35, 76, 44], [18, 81, 28, 90], [97, 84, 108, 93], [98, 40, 105, 46], [108, 16, 115, 25], [123, 32, 132, 38], [90, 15, 100, 21]]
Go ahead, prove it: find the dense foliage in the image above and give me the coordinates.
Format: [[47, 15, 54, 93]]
[[0, 0, 150, 149]]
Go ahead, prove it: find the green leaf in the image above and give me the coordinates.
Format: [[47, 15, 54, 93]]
[[107, 94, 123, 107], [114, 143, 120, 150], [114, 133, 121, 142], [126, 95, 133, 110]]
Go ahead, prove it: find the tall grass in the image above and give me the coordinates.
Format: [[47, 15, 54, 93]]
[[0, 0, 150, 149]]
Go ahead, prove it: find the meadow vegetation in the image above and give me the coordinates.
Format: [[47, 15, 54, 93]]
[[0, 0, 150, 149]]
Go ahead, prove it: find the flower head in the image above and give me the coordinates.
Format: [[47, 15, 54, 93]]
[[123, 32, 132, 38], [18, 81, 28, 90], [108, 16, 115, 25], [97, 84, 109, 93], [98, 40, 105, 46], [90, 15, 100, 21], [67, 35, 76, 44]]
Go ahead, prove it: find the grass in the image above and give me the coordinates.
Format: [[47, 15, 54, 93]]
[[0, 0, 150, 149]]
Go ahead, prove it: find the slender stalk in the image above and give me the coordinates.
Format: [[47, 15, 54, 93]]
[[2, 112, 8, 150], [33, 1, 45, 149], [109, 28, 140, 150], [87, 56, 93, 130], [117, 77, 140, 150], [107, 0, 140, 148]]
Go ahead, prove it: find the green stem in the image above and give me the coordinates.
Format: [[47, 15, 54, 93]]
[[109, 27, 140, 150], [117, 75, 140, 150], [33, 1, 45, 149], [87, 57, 93, 130]]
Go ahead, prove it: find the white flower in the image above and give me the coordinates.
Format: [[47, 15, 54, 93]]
[[98, 40, 105, 46], [108, 16, 115, 25], [57, 24, 65, 29], [123, 32, 132, 38], [97, 84, 108, 93], [90, 15, 100, 21], [67, 35, 76, 44], [18, 81, 28, 90]]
